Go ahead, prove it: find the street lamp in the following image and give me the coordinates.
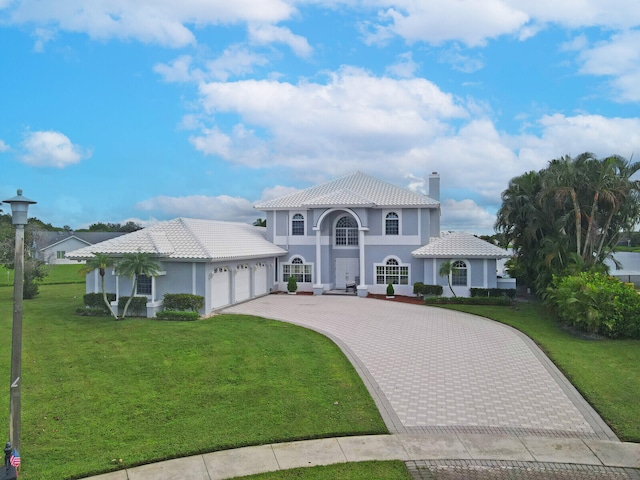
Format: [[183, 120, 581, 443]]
[[2, 189, 36, 479]]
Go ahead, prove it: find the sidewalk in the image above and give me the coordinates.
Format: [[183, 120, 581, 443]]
[[85, 433, 640, 480]]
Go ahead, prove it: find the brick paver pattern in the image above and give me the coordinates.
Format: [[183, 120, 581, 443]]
[[224, 295, 595, 437]]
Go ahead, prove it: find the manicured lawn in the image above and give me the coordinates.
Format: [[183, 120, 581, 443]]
[[440, 302, 640, 442], [237, 461, 412, 479], [0, 264, 85, 287], [0, 284, 387, 480]]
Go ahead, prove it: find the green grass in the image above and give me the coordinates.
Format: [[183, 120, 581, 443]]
[[439, 302, 640, 442], [0, 264, 85, 287], [0, 284, 386, 480], [237, 461, 412, 479], [42, 264, 86, 284]]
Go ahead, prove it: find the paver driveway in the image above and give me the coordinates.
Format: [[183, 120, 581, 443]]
[[223, 295, 616, 441]]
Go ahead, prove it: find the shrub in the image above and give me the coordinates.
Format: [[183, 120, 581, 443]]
[[545, 272, 640, 339], [117, 296, 147, 317], [470, 288, 517, 299], [287, 275, 298, 293], [386, 283, 395, 296], [83, 292, 116, 310], [156, 310, 200, 321], [425, 296, 512, 306], [413, 283, 442, 297], [162, 293, 204, 312]]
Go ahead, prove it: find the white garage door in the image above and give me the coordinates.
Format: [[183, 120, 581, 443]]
[[235, 264, 251, 302], [254, 262, 268, 296], [211, 267, 231, 310]]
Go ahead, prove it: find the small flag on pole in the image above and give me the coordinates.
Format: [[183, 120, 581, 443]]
[[9, 449, 20, 468]]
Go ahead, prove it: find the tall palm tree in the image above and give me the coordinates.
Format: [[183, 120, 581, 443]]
[[78, 253, 117, 319], [115, 251, 161, 319]]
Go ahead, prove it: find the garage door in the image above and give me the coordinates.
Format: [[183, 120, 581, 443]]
[[235, 264, 251, 302], [254, 262, 267, 296], [211, 267, 231, 310]]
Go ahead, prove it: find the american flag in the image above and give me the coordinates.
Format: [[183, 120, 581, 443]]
[[9, 449, 20, 468]]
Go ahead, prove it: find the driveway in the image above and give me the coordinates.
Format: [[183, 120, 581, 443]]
[[223, 294, 616, 441]]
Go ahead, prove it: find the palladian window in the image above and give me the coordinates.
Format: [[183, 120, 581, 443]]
[[376, 258, 409, 285], [282, 257, 312, 283]]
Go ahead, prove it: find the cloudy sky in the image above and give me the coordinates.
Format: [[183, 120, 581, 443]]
[[1, 1, 639, 233]]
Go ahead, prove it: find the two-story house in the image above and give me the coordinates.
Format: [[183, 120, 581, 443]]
[[69, 171, 511, 317], [256, 171, 510, 297]]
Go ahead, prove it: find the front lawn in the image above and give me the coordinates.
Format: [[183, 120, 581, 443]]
[[441, 302, 640, 442], [238, 461, 412, 479], [0, 284, 386, 479]]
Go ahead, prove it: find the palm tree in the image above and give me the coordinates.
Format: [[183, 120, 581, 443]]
[[253, 218, 267, 227], [115, 251, 161, 319], [439, 260, 456, 297], [78, 253, 117, 319]]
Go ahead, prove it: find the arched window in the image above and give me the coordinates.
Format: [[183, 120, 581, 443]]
[[282, 257, 312, 283], [335, 216, 358, 246], [292, 213, 304, 236], [385, 212, 399, 235], [375, 258, 409, 285], [451, 260, 468, 286]]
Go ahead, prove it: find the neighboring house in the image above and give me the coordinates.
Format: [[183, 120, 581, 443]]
[[33, 231, 126, 265], [67, 218, 287, 317], [69, 172, 512, 318], [256, 171, 511, 297]]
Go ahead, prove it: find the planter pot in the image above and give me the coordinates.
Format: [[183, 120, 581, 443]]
[[288, 291, 297, 295], [386, 295, 395, 299]]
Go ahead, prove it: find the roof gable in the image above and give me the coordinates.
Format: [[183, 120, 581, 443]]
[[412, 232, 510, 258], [255, 171, 439, 210]]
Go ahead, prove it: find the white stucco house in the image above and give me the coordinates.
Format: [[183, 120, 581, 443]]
[[68, 172, 512, 317]]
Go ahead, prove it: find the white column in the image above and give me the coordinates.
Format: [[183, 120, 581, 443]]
[[315, 229, 322, 285], [359, 229, 365, 285]]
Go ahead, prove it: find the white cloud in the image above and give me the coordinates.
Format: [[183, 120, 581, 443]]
[[259, 185, 299, 202], [248, 24, 312, 58], [369, 1, 529, 47], [385, 51, 419, 78], [441, 199, 497, 233], [5, 0, 295, 48], [135, 194, 257, 222], [154, 55, 201, 83], [20, 130, 91, 168], [0, 140, 9, 152], [576, 30, 640, 102], [205, 45, 269, 81]]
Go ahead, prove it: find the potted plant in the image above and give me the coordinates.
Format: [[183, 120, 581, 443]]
[[287, 275, 298, 294], [386, 282, 395, 299]]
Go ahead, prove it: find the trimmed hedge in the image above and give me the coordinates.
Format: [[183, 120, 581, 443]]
[[470, 288, 517, 299], [162, 293, 204, 312], [156, 310, 200, 321], [413, 282, 443, 296], [425, 296, 512, 306], [83, 292, 116, 311], [117, 296, 148, 317]]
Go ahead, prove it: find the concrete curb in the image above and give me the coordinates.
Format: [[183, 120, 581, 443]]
[[82, 433, 640, 480]]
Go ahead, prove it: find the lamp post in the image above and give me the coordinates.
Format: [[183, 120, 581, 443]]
[[2, 190, 36, 479]]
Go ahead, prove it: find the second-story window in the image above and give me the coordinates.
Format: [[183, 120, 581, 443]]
[[385, 212, 399, 235], [292, 213, 305, 235], [335, 216, 358, 246]]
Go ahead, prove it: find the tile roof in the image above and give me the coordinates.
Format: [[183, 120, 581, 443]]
[[255, 171, 439, 210], [412, 231, 511, 258], [67, 218, 287, 261]]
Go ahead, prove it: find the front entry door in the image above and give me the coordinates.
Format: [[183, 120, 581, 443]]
[[335, 258, 359, 289]]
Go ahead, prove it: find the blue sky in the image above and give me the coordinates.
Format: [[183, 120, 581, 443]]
[[1, 1, 640, 234]]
